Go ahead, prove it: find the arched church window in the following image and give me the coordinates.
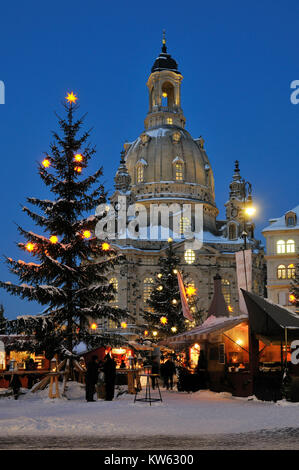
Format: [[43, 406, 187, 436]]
[[143, 277, 154, 304], [287, 264, 295, 279], [286, 239, 295, 253], [161, 81, 175, 107], [228, 224, 237, 240], [136, 165, 144, 184], [277, 240, 286, 254], [180, 217, 191, 235], [184, 249, 195, 265], [175, 162, 183, 181], [109, 277, 118, 306], [221, 279, 231, 305], [277, 265, 286, 279]]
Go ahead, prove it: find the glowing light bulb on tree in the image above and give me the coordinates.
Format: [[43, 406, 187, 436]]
[[25, 242, 35, 252], [65, 92, 78, 104], [83, 230, 91, 239], [171, 326, 177, 333], [42, 159, 51, 168], [160, 316, 168, 325], [186, 286, 196, 296], [74, 166, 82, 173], [289, 294, 296, 303], [49, 235, 58, 244], [90, 323, 97, 330], [74, 154, 83, 162], [121, 322, 127, 329], [102, 242, 110, 251]]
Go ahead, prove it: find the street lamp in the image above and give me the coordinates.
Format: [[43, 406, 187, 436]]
[[240, 180, 256, 250]]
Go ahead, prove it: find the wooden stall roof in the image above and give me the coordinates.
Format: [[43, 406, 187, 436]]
[[160, 315, 248, 347]]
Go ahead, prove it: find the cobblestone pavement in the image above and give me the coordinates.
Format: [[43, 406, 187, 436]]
[[1, 428, 299, 450]]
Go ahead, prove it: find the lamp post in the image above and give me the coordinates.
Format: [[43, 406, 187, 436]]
[[240, 179, 256, 250]]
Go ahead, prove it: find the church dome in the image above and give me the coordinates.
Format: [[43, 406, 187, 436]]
[[124, 125, 216, 205]]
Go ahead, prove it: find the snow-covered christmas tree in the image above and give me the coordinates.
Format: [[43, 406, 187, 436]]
[[1, 92, 128, 358]]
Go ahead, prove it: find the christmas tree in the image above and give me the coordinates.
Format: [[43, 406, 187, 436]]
[[290, 260, 299, 310], [143, 240, 202, 339], [0, 92, 127, 357], [0, 304, 6, 334]]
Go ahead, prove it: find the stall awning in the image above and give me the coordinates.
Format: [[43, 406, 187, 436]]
[[160, 315, 248, 348], [241, 290, 299, 340]]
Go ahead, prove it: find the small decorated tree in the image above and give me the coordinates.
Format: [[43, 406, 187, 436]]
[[143, 240, 202, 340]]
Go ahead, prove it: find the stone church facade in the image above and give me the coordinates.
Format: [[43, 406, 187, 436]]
[[99, 37, 265, 333]]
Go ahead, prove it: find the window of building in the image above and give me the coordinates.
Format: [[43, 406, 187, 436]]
[[221, 279, 231, 305], [180, 217, 191, 235], [175, 162, 183, 181], [287, 264, 296, 279], [228, 224, 237, 240], [136, 165, 144, 184], [287, 216, 295, 226], [143, 277, 154, 304], [286, 239, 295, 253], [277, 265, 286, 279], [277, 240, 286, 254], [166, 118, 173, 124], [109, 277, 118, 306], [184, 249, 195, 264]]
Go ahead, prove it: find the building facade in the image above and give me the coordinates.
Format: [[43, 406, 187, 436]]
[[262, 205, 299, 310], [98, 38, 265, 333]]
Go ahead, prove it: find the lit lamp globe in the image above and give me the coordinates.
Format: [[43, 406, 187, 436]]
[[50, 357, 57, 372]]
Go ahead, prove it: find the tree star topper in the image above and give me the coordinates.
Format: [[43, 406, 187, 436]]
[[65, 92, 78, 104]]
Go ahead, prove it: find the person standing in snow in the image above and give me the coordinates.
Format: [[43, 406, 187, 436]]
[[10, 373, 22, 400], [103, 354, 116, 401], [85, 355, 99, 402], [164, 357, 176, 390]]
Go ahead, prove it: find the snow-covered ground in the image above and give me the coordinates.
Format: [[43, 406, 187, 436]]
[[0, 381, 299, 441]]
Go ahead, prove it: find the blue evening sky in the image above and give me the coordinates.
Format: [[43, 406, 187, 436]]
[[0, 0, 298, 318]]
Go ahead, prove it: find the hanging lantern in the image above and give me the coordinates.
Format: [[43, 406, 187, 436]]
[[49, 235, 58, 244], [83, 230, 91, 239], [25, 242, 35, 252], [74, 153, 83, 162], [42, 158, 51, 168], [186, 285, 197, 296], [289, 294, 296, 303], [50, 357, 57, 372], [160, 316, 168, 325], [65, 92, 78, 104]]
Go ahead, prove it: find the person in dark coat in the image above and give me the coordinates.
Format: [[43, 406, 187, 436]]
[[164, 357, 176, 390], [26, 358, 37, 389], [10, 373, 22, 400], [103, 354, 116, 401], [85, 355, 99, 402]]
